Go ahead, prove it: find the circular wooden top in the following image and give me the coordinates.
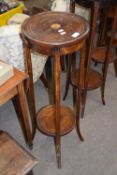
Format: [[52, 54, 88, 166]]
[[21, 11, 89, 48]]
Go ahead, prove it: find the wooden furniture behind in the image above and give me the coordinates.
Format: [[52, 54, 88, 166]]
[[75, 0, 117, 8], [91, 6, 117, 104], [21, 11, 89, 168], [0, 131, 38, 175], [0, 66, 33, 147], [63, 0, 103, 118]]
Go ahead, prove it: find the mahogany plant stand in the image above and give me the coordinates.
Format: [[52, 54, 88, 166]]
[[21, 11, 89, 168]]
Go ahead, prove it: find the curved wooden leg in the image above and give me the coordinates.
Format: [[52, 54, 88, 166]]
[[63, 55, 72, 100], [101, 62, 109, 105], [45, 56, 55, 104], [101, 8, 117, 104], [60, 56, 65, 72], [39, 73, 48, 88], [76, 88, 84, 141], [114, 59, 117, 77], [72, 86, 76, 112], [101, 84, 106, 105], [114, 49, 117, 77], [81, 89, 87, 118], [17, 82, 33, 148]]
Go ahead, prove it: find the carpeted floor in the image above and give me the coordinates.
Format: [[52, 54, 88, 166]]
[[0, 62, 117, 175]]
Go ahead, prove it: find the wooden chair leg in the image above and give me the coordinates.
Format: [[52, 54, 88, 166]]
[[75, 88, 84, 141], [17, 82, 33, 148], [39, 73, 48, 88]]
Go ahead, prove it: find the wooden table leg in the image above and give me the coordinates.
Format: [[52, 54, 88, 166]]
[[17, 82, 33, 148], [45, 56, 55, 104], [12, 95, 32, 147], [54, 48, 61, 168], [75, 44, 86, 141], [25, 45, 37, 139]]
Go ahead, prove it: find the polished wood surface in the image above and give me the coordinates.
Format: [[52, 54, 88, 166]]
[[23, 13, 87, 44], [22, 11, 89, 168], [22, 12, 89, 55], [0, 131, 38, 175], [0, 67, 32, 147], [92, 7, 117, 104], [37, 105, 75, 136], [71, 69, 102, 90], [0, 68, 27, 99], [92, 47, 116, 63]]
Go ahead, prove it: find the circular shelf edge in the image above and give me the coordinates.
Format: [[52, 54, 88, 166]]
[[36, 105, 75, 136]]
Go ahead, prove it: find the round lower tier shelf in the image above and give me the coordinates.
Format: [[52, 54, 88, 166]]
[[71, 68, 102, 90], [92, 47, 116, 63], [37, 105, 75, 136]]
